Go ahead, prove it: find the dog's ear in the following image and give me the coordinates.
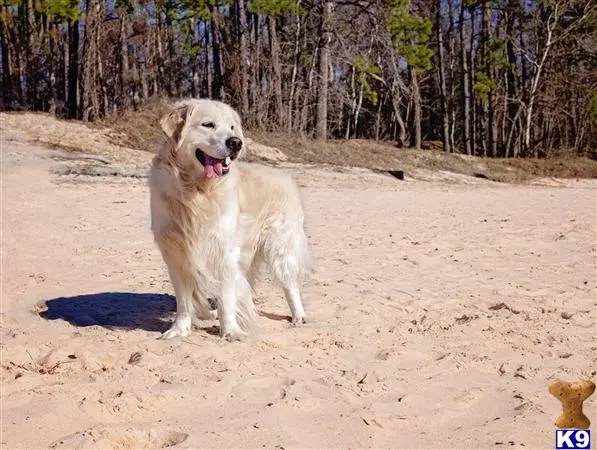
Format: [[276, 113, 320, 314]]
[[160, 102, 195, 145]]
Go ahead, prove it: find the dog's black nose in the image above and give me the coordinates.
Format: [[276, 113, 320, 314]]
[[225, 137, 242, 154]]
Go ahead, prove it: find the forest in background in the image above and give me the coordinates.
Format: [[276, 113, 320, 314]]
[[0, 0, 595, 158]]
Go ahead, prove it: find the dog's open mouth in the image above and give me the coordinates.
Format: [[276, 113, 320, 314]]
[[195, 149, 231, 179]]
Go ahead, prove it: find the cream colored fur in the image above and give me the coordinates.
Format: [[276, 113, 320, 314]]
[[149, 99, 310, 340]]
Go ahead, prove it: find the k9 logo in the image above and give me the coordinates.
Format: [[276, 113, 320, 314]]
[[556, 429, 591, 449]]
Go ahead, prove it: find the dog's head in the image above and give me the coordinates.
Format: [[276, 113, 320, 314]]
[[160, 99, 245, 179]]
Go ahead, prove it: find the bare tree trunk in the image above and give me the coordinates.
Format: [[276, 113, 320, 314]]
[[138, 7, 150, 101], [459, 2, 472, 155], [205, 22, 213, 98], [315, 1, 333, 140], [67, 19, 79, 118], [144, 28, 157, 98], [410, 66, 422, 149], [268, 15, 284, 128], [390, 89, 408, 147], [155, 6, 165, 96], [436, 0, 451, 152], [238, 0, 249, 119], [94, 0, 104, 116], [80, 0, 100, 120], [140, 58, 150, 101], [294, 82, 303, 133], [505, 0, 518, 157], [480, 0, 489, 157], [483, 0, 498, 157], [523, 3, 558, 157], [62, 23, 68, 107], [345, 65, 356, 139], [40, 13, 51, 109], [147, 29, 156, 96], [287, 2, 302, 131], [490, 91, 503, 157], [119, 13, 129, 109], [97, 23, 108, 115], [165, 14, 178, 97], [6, 5, 25, 105], [131, 52, 140, 109], [48, 22, 57, 111], [21, 0, 32, 105], [354, 81, 364, 137], [300, 45, 318, 136], [0, 11, 13, 107], [189, 19, 199, 98], [518, 0, 528, 104], [467, 8, 476, 155], [447, 0, 457, 152], [210, 5, 225, 100], [374, 92, 384, 141], [250, 14, 263, 127]]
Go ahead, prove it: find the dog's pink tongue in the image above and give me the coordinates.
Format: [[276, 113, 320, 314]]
[[204, 155, 224, 178]]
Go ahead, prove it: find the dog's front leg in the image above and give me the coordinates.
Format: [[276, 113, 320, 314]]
[[217, 247, 255, 341], [217, 272, 247, 341], [160, 267, 194, 339]]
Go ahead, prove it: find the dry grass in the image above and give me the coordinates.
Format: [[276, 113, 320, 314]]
[[0, 111, 152, 166], [15, 97, 593, 183], [94, 97, 172, 151], [250, 132, 597, 182]]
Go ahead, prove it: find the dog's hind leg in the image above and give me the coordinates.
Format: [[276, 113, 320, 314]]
[[282, 286, 306, 325], [264, 226, 309, 325]]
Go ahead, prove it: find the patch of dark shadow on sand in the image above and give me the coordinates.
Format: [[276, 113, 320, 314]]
[[259, 311, 292, 322], [39, 292, 175, 332]]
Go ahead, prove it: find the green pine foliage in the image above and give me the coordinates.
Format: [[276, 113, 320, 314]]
[[248, 0, 303, 16], [36, 0, 80, 23], [353, 55, 381, 106], [386, 0, 433, 71], [473, 71, 494, 103]]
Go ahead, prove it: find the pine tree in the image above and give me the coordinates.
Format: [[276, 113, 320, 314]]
[[386, 0, 433, 149]]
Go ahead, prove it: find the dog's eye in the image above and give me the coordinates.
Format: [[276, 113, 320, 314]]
[[231, 125, 235, 130], [202, 122, 215, 128]]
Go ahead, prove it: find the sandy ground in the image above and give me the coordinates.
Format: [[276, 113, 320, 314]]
[[1, 133, 596, 449]]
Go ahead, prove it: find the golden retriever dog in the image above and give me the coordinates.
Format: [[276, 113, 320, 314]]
[[149, 99, 310, 340]]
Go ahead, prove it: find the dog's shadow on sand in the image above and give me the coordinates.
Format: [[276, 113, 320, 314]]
[[39, 292, 292, 333], [39, 292, 176, 333]]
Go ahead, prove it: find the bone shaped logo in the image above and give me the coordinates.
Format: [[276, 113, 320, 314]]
[[548, 379, 595, 429]]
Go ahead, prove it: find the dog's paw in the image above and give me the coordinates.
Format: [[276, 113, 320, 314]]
[[159, 316, 191, 339], [290, 315, 307, 326], [221, 328, 247, 342], [159, 327, 189, 339], [159, 328, 188, 339]]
